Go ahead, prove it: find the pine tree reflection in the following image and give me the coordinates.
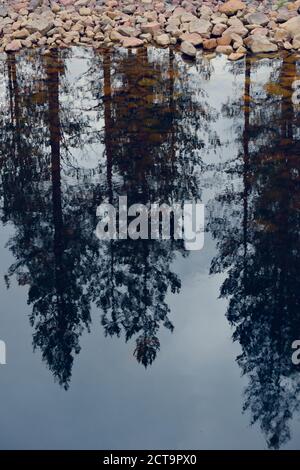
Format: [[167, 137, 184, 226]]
[[210, 54, 300, 448], [88, 48, 216, 368], [0, 48, 216, 385]]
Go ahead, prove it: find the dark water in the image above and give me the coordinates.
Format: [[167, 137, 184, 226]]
[[0, 47, 300, 450]]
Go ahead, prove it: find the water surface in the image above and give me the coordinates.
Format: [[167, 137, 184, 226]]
[[0, 47, 300, 450]]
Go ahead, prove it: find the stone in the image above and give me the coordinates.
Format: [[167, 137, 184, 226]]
[[26, 18, 54, 35], [122, 37, 144, 48], [123, 5, 136, 15], [5, 39, 22, 52], [0, 6, 8, 18], [274, 28, 291, 42], [200, 5, 213, 18], [245, 12, 269, 26], [181, 40, 197, 57], [51, 3, 61, 14], [219, 0, 246, 16], [245, 36, 278, 53], [251, 28, 268, 37], [79, 7, 91, 16], [167, 17, 181, 28], [217, 35, 232, 46], [212, 17, 228, 26], [110, 29, 123, 42], [216, 45, 233, 54], [141, 22, 161, 35], [277, 8, 295, 23], [75, 0, 90, 6], [205, 52, 216, 59], [230, 32, 244, 45], [292, 33, 300, 48], [172, 7, 186, 18], [22, 38, 32, 48], [189, 19, 211, 35], [227, 17, 244, 27], [181, 12, 197, 23], [155, 33, 170, 46], [212, 23, 227, 36], [228, 52, 245, 60], [12, 28, 30, 39], [203, 38, 217, 49], [179, 32, 203, 46], [282, 17, 300, 37], [236, 45, 247, 53], [225, 24, 248, 38], [139, 33, 152, 42], [165, 23, 180, 36], [117, 26, 139, 37]]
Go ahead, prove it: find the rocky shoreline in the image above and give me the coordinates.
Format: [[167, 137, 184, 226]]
[[0, 0, 300, 60]]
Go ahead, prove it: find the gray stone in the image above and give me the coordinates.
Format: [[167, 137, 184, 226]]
[[246, 36, 278, 53], [225, 24, 248, 38], [277, 8, 295, 24], [0, 6, 8, 18], [5, 40, 22, 52], [181, 40, 197, 57], [155, 33, 170, 46], [246, 12, 269, 26], [117, 26, 139, 37], [26, 18, 55, 35], [282, 17, 300, 38], [189, 19, 211, 35]]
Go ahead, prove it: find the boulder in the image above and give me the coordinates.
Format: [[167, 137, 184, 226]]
[[274, 28, 291, 42], [141, 22, 161, 35], [181, 40, 197, 57], [216, 45, 233, 54], [79, 7, 91, 16], [245, 12, 269, 26], [0, 6, 8, 18], [225, 24, 248, 38], [26, 18, 54, 35], [179, 32, 203, 46], [189, 19, 211, 35], [122, 37, 144, 48], [292, 33, 300, 48], [228, 52, 245, 60], [155, 34, 170, 46], [117, 26, 139, 37], [181, 13, 198, 23], [5, 40, 22, 52], [282, 16, 300, 37], [217, 35, 232, 46], [12, 28, 30, 39], [212, 23, 228, 36], [219, 0, 246, 16], [203, 38, 217, 49], [245, 36, 278, 53]]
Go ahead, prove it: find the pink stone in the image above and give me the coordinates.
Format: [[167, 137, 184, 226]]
[[122, 37, 144, 48]]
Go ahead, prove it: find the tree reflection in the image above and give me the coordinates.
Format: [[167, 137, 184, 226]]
[[2, 46, 300, 449], [210, 54, 300, 448], [84, 48, 219, 368], [0, 48, 216, 385]]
